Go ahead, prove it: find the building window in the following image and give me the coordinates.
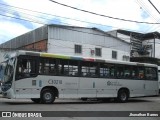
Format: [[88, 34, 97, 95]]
[[95, 48, 102, 56], [75, 45, 82, 54], [112, 51, 117, 59]]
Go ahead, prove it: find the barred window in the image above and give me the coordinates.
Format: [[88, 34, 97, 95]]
[[75, 45, 82, 54], [112, 51, 117, 59], [95, 48, 102, 56]]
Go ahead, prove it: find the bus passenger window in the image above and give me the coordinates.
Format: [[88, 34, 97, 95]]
[[138, 67, 144, 79], [57, 59, 78, 77], [110, 66, 115, 78], [100, 68, 109, 78], [116, 65, 124, 79], [124, 66, 131, 79], [145, 67, 157, 80], [39, 58, 56, 75], [131, 66, 138, 79], [80, 61, 98, 78], [16, 58, 37, 79], [100, 63, 110, 78]]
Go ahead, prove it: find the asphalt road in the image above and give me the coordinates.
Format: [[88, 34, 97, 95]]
[[0, 94, 160, 120]]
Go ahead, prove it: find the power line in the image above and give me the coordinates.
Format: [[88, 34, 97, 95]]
[[0, 2, 153, 33], [0, 13, 116, 42], [0, 12, 143, 49], [146, 0, 160, 32], [0, 2, 154, 46], [0, 13, 112, 38], [135, 0, 160, 32], [148, 0, 160, 15], [136, 0, 159, 21], [0, 2, 120, 29], [0, 12, 132, 50], [49, 0, 160, 24], [0, 9, 144, 40], [0, 2, 151, 33], [0, 8, 72, 26], [0, 13, 45, 25]]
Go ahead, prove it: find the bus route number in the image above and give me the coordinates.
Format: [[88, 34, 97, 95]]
[[48, 79, 62, 84]]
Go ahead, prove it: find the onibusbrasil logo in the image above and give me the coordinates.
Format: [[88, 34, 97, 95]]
[[2, 112, 42, 118]]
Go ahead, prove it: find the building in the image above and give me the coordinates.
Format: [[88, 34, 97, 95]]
[[110, 30, 160, 68], [0, 24, 130, 61]]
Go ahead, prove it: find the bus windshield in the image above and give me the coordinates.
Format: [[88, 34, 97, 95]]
[[0, 62, 6, 81], [3, 58, 15, 83]]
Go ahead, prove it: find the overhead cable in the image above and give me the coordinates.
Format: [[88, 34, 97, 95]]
[[49, 0, 160, 24]]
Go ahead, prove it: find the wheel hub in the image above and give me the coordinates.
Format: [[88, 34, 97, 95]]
[[44, 92, 52, 100], [121, 93, 126, 101]]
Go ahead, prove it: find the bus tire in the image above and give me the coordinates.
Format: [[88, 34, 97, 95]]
[[41, 89, 55, 104], [31, 98, 41, 103], [117, 89, 129, 103]]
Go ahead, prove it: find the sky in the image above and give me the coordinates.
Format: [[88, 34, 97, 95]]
[[0, 0, 160, 44]]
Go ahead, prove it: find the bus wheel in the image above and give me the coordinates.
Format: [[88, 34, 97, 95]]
[[117, 89, 129, 103], [41, 89, 55, 104], [31, 98, 41, 103]]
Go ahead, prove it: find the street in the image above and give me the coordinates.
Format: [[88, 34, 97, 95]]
[[0, 94, 160, 120]]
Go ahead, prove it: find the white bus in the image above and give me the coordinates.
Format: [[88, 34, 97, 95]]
[[158, 69, 160, 93], [1, 50, 159, 103]]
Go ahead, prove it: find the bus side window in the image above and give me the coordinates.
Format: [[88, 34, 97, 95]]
[[100, 63, 109, 78], [81, 62, 90, 77], [39, 58, 56, 75], [109, 65, 116, 78], [68, 62, 78, 76], [57, 59, 79, 77], [145, 67, 157, 80], [80, 61, 98, 78], [131, 66, 138, 79], [116, 65, 124, 79], [138, 67, 145, 79], [124, 65, 132, 79], [16, 58, 37, 79]]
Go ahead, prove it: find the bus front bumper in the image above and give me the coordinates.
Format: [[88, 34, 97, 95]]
[[2, 88, 15, 99]]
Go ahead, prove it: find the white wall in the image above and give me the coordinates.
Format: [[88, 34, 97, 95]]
[[47, 26, 130, 61], [48, 40, 130, 61]]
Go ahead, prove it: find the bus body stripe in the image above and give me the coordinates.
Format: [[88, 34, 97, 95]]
[[71, 57, 83, 61], [95, 59, 105, 63], [83, 58, 95, 62], [41, 53, 70, 59], [26, 52, 40, 56]]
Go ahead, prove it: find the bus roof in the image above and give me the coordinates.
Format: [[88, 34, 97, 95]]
[[13, 50, 158, 68]]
